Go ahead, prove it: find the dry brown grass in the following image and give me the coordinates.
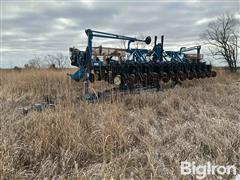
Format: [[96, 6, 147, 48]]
[[0, 69, 240, 179]]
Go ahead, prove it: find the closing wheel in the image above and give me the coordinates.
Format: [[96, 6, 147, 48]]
[[187, 71, 194, 80], [170, 71, 178, 81], [192, 71, 198, 79], [129, 74, 136, 84], [206, 71, 212, 78], [89, 73, 95, 83], [142, 73, 148, 86], [200, 72, 206, 78], [196, 71, 201, 79], [178, 71, 187, 81], [113, 75, 121, 86], [108, 71, 113, 82], [160, 72, 170, 83], [211, 71, 217, 77], [151, 72, 159, 86]]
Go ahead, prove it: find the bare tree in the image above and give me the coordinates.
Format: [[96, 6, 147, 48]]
[[28, 56, 42, 68], [44, 53, 69, 68], [44, 54, 56, 68], [55, 53, 69, 68], [202, 13, 239, 72], [121, 39, 127, 49]]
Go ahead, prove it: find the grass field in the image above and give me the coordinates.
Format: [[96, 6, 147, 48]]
[[0, 69, 240, 179]]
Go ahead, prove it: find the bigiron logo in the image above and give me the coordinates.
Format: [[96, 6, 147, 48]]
[[180, 161, 238, 179]]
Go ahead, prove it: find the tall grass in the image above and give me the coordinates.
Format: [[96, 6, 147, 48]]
[[0, 69, 239, 179]]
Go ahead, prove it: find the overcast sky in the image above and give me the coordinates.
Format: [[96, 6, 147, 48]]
[[1, 0, 240, 68]]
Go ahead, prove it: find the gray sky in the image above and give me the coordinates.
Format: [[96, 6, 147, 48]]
[[1, 0, 240, 68]]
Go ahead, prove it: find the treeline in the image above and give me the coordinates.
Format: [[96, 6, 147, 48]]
[[14, 53, 70, 70]]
